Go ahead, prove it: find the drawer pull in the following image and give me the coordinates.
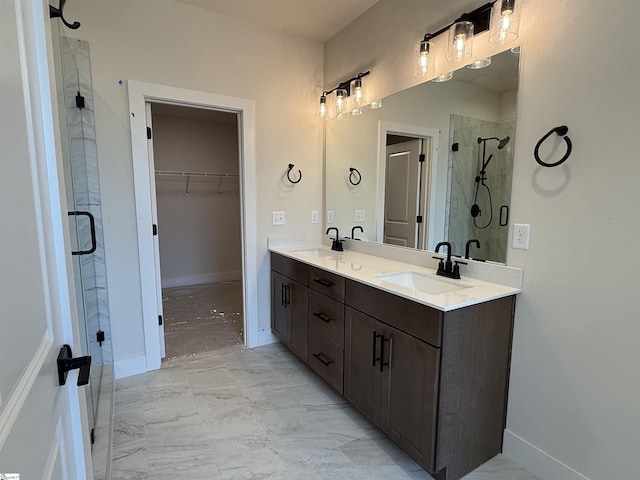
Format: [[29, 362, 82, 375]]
[[312, 311, 332, 323], [313, 278, 334, 288], [312, 352, 332, 367]]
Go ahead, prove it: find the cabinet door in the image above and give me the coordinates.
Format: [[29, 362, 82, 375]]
[[381, 324, 440, 472], [271, 271, 290, 343], [289, 280, 308, 362], [344, 307, 382, 425]]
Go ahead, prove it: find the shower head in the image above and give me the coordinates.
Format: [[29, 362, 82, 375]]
[[477, 136, 511, 149]]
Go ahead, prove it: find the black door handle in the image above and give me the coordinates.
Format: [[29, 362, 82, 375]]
[[68, 211, 97, 255], [57, 344, 91, 386]]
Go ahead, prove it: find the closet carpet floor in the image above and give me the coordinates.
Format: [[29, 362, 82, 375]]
[[111, 343, 539, 480], [162, 281, 244, 359]]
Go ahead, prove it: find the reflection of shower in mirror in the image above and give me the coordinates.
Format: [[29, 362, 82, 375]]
[[471, 135, 511, 229]]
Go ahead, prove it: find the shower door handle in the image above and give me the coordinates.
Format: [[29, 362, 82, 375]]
[[68, 211, 97, 255], [499, 205, 509, 227]]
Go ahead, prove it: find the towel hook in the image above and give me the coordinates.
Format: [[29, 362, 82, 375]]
[[348, 167, 362, 186], [286, 164, 302, 184], [534, 125, 572, 168], [49, 0, 81, 30]]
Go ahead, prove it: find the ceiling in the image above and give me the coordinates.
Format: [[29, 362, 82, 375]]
[[172, 0, 381, 42]]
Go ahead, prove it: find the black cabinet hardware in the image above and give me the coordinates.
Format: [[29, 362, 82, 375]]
[[283, 284, 291, 306], [372, 331, 382, 367], [313, 278, 334, 288], [379, 335, 390, 372], [312, 352, 332, 367], [57, 344, 91, 386], [312, 311, 332, 323]]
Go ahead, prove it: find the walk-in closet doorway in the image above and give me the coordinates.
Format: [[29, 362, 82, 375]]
[[148, 103, 244, 358]]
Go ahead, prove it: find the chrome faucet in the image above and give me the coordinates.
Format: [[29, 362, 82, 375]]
[[326, 227, 343, 251], [351, 225, 364, 240]]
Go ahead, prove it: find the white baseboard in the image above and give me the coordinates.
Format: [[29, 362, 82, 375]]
[[503, 429, 592, 480], [161, 270, 242, 289], [255, 328, 279, 347], [114, 354, 147, 379]]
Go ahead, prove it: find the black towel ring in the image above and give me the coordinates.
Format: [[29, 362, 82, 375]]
[[286, 164, 302, 184], [534, 125, 572, 168], [49, 0, 81, 29], [348, 167, 362, 186]]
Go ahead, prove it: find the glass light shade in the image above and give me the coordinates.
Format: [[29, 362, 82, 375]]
[[431, 72, 453, 83], [319, 95, 327, 118], [414, 40, 434, 77], [351, 78, 365, 106], [366, 99, 382, 109], [489, 0, 520, 44], [447, 21, 473, 63], [466, 57, 492, 69], [334, 89, 348, 114]]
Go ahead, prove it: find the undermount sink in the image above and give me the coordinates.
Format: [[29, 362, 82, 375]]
[[291, 248, 339, 258], [375, 271, 473, 295]]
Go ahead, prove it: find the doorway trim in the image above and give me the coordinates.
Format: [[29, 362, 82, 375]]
[[377, 121, 440, 250], [128, 81, 258, 373]]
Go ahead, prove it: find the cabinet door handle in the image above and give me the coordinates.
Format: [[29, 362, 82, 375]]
[[312, 311, 332, 323], [284, 284, 291, 306], [313, 278, 334, 288], [372, 331, 381, 367], [312, 352, 332, 367], [281, 283, 286, 306], [379, 334, 390, 372]]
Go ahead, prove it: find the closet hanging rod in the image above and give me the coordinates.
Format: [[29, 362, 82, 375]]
[[155, 170, 239, 178]]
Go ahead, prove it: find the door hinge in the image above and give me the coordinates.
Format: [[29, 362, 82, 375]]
[[419, 153, 426, 162], [75, 91, 85, 109], [416, 215, 423, 223], [152, 224, 158, 236], [147, 126, 152, 139], [96, 330, 105, 346], [158, 315, 163, 326], [452, 142, 459, 152]]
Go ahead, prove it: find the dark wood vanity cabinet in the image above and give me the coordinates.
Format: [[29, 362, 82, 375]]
[[271, 252, 516, 480], [270, 254, 308, 362]]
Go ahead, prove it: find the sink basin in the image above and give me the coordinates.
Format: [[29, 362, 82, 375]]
[[291, 248, 339, 258], [375, 271, 472, 295]]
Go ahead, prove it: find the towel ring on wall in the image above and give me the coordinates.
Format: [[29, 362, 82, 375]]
[[348, 167, 362, 186], [286, 164, 302, 184], [534, 125, 572, 168]]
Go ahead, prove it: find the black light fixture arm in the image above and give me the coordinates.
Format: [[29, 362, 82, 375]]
[[49, 0, 81, 30], [421, 1, 496, 42], [323, 71, 370, 97]]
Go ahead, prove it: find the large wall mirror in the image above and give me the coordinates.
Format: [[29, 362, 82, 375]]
[[325, 48, 520, 264]]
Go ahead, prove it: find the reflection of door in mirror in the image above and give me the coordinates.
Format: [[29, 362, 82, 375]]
[[447, 115, 515, 263], [384, 138, 427, 248]]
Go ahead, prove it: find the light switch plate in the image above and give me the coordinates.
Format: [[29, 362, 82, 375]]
[[327, 210, 334, 224], [272, 211, 285, 226], [355, 210, 365, 222], [311, 211, 319, 224], [512, 223, 530, 249]]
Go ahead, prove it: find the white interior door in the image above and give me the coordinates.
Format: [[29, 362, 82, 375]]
[[0, 0, 90, 478], [383, 140, 422, 247], [145, 102, 166, 359]]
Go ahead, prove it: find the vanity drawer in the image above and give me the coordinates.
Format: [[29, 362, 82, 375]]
[[308, 329, 344, 394], [346, 279, 443, 347], [271, 252, 308, 285], [309, 266, 345, 302], [308, 290, 344, 349]]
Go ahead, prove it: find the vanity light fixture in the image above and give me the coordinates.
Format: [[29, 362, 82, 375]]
[[466, 57, 492, 69], [319, 71, 370, 120], [414, 0, 520, 77], [432, 72, 453, 83]]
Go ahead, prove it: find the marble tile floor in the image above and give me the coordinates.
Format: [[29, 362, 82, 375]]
[[162, 281, 244, 359], [111, 343, 539, 480]]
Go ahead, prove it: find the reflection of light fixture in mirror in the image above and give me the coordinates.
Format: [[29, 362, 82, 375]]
[[447, 21, 474, 63], [319, 71, 370, 121], [414, 39, 435, 77], [432, 72, 453, 83], [511, 45, 521, 54], [489, 0, 519, 44], [367, 99, 383, 109], [466, 57, 492, 69]]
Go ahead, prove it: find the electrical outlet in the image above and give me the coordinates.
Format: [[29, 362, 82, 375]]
[[272, 211, 285, 226], [512, 223, 530, 249], [311, 210, 319, 224], [355, 209, 365, 222], [327, 210, 334, 224]]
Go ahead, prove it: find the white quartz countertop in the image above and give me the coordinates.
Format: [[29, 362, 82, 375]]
[[269, 244, 521, 312]]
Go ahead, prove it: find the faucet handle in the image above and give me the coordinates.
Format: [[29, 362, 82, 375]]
[[432, 256, 445, 273], [452, 260, 467, 279]]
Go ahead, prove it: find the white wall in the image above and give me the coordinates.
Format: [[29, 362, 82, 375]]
[[64, 0, 324, 363], [153, 113, 242, 288], [325, 1, 640, 479]]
